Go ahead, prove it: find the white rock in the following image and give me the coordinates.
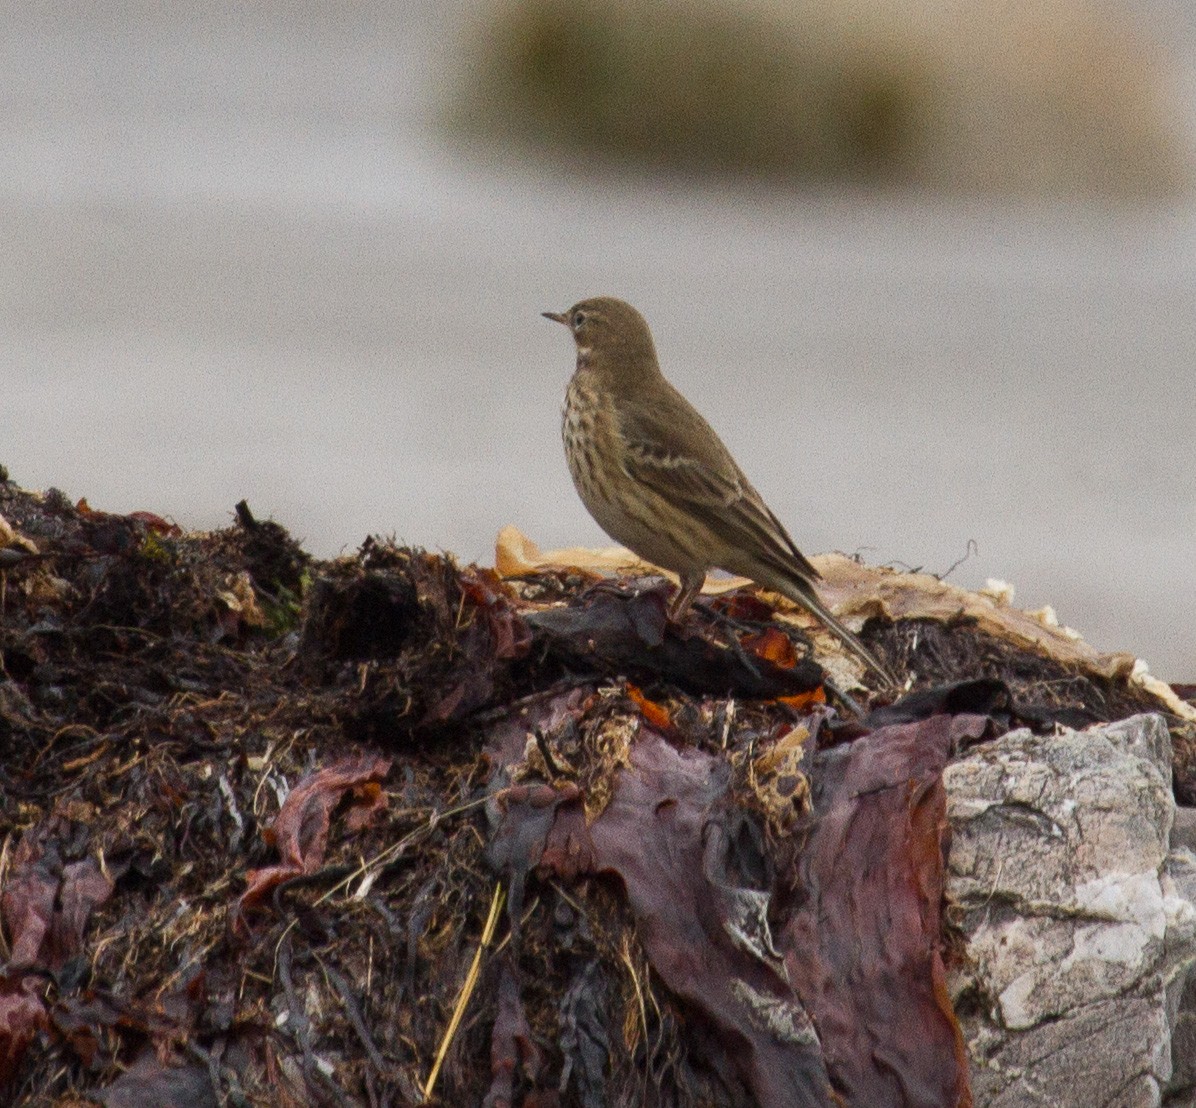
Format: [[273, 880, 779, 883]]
[[945, 713, 1196, 1106]]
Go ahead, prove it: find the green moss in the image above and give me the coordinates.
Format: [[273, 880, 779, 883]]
[[260, 569, 311, 639], [140, 531, 174, 562]]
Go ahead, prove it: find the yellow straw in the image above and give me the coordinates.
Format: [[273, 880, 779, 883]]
[[422, 881, 507, 1101]]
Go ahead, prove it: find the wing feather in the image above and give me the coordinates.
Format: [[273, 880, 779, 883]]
[[618, 391, 822, 586]]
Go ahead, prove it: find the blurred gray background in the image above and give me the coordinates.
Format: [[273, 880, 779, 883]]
[[1, 0, 1194, 678]]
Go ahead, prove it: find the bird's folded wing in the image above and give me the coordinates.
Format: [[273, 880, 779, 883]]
[[620, 436, 822, 585]]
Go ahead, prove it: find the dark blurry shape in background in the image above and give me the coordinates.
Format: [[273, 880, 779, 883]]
[[458, 0, 1192, 197]]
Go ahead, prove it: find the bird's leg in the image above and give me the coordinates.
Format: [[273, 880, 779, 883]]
[[670, 582, 763, 679], [667, 573, 705, 622]]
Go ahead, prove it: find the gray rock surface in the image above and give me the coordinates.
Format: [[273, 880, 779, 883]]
[[944, 714, 1196, 1107]]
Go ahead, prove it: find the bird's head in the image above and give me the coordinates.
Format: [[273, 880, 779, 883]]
[[543, 297, 660, 383]]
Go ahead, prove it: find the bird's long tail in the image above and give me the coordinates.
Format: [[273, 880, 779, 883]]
[[781, 581, 898, 689]]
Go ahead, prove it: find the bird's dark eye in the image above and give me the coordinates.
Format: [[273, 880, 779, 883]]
[[571, 310, 587, 329]]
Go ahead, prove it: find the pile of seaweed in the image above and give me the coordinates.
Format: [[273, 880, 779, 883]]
[[0, 476, 1187, 1107]]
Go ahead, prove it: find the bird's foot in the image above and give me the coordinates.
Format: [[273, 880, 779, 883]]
[[684, 597, 765, 681]]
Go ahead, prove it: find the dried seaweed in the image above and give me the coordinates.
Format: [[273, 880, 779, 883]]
[[0, 479, 1185, 1106]]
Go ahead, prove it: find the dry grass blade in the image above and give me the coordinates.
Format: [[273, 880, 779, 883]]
[[422, 880, 506, 1101]]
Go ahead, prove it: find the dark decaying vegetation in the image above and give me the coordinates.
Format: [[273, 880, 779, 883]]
[[0, 477, 1187, 1106]]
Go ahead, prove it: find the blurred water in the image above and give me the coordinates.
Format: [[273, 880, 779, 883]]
[[1, 0, 1194, 678]]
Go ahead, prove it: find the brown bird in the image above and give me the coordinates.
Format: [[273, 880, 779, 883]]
[[544, 295, 895, 686]]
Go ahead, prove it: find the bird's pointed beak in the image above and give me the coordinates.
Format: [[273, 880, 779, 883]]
[[542, 310, 568, 325]]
